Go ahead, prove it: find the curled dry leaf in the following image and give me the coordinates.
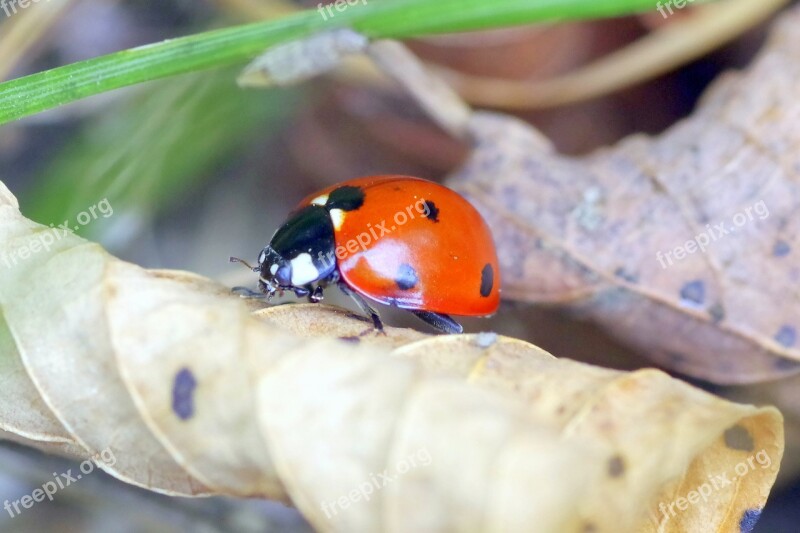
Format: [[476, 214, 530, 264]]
[[0, 184, 210, 496], [0, 181, 784, 531], [443, 5, 800, 384]]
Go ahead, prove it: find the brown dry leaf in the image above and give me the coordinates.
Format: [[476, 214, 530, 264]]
[[433, 0, 788, 110], [0, 181, 784, 532], [0, 188, 210, 496], [726, 372, 800, 485], [0, 310, 74, 446], [442, 6, 800, 384]]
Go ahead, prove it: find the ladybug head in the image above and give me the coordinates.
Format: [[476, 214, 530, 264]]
[[231, 205, 337, 299], [256, 246, 293, 296]]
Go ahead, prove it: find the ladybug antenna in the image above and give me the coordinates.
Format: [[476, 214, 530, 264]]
[[229, 256, 258, 272]]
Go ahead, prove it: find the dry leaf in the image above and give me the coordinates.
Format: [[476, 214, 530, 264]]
[[0, 180, 784, 532], [0, 189, 209, 496], [440, 6, 800, 384], [2, 5, 798, 529]]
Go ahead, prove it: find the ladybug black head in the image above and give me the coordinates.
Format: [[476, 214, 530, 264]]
[[256, 246, 292, 295]]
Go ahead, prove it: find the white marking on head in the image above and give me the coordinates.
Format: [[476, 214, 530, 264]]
[[310, 194, 329, 206], [259, 250, 267, 264], [269, 264, 279, 275], [290, 253, 320, 285], [330, 208, 345, 231]]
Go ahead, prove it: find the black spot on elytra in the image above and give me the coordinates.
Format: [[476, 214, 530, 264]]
[[774, 325, 797, 348], [709, 303, 725, 324], [680, 280, 705, 306], [724, 425, 754, 452], [739, 508, 761, 533], [395, 264, 419, 291], [480, 263, 494, 297], [172, 368, 197, 421], [775, 357, 800, 370], [773, 240, 791, 257], [607, 455, 625, 478], [422, 200, 439, 222], [326, 186, 365, 212]]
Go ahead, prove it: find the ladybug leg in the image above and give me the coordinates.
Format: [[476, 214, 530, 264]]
[[231, 286, 267, 299], [293, 286, 310, 299], [309, 285, 324, 303], [412, 311, 463, 335], [338, 283, 385, 334]]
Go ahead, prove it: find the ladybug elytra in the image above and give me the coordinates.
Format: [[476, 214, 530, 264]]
[[232, 176, 500, 334]]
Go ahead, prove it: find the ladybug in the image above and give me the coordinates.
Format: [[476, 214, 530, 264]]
[[232, 175, 500, 334]]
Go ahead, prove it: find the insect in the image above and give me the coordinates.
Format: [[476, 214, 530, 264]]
[[231, 175, 500, 334]]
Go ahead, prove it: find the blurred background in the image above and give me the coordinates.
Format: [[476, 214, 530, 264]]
[[0, 0, 798, 531]]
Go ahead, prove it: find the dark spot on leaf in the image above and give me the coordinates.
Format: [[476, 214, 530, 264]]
[[680, 280, 705, 306], [614, 267, 638, 283], [172, 368, 197, 421], [480, 264, 494, 297], [774, 325, 797, 348], [775, 357, 800, 370], [608, 455, 625, 478], [582, 523, 597, 533], [326, 186, 365, 212], [724, 425, 754, 452], [423, 200, 439, 222], [739, 508, 761, 533], [773, 240, 791, 257], [709, 303, 725, 324], [395, 264, 419, 291]]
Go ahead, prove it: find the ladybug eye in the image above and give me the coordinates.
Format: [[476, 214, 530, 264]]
[[258, 250, 267, 264]]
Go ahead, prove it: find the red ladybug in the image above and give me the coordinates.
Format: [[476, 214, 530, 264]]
[[232, 175, 500, 334]]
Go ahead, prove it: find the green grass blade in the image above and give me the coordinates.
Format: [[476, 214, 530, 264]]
[[20, 68, 300, 232], [0, 0, 667, 125]]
